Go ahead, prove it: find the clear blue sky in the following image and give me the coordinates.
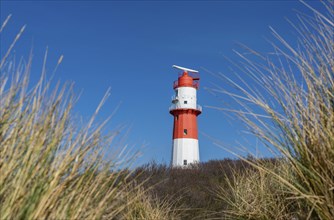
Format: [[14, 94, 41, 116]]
[[1, 1, 325, 166]]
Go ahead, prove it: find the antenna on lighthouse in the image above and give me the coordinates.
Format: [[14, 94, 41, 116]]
[[172, 65, 199, 73]]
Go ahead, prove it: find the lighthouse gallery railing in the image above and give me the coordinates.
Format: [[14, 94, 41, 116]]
[[169, 104, 202, 112]]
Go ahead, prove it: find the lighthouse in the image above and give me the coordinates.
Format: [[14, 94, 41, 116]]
[[170, 65, 202, 167]]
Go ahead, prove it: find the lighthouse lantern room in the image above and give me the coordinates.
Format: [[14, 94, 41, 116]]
[[170, 65, 201, 167]]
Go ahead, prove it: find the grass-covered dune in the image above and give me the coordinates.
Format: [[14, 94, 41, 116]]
[[132, 158, 279, 219]]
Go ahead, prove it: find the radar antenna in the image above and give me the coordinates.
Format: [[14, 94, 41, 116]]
[[172, 65, 199, 73]]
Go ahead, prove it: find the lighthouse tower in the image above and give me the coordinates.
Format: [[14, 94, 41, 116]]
[[170, 65, 202, 167]]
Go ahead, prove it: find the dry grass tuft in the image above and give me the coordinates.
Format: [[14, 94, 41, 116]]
[[122, 185, 181, 220], [217, 160, 311, 220], [0, 15, 177, 220], [212, 1, 334, 219]]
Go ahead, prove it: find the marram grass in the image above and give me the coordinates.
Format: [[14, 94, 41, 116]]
[[213, 1, 334, 219], [0, 15, 178, 220]]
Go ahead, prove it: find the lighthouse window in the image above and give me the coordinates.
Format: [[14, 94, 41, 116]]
[[175, 116, 178, 121], [183, 129, 188, 135], [184, 101, 187, 104], [183, 160, 187, 165]]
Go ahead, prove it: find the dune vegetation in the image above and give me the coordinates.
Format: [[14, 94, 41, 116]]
[[208, 1, 334, 219], [0, 15, 178, 220], [1, 1, 333, 219]]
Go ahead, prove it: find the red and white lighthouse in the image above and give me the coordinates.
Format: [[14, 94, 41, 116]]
[[170, 65, 201, 167]]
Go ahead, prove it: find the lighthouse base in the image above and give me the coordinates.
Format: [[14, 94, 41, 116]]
[[172, 138, 199, 167]]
